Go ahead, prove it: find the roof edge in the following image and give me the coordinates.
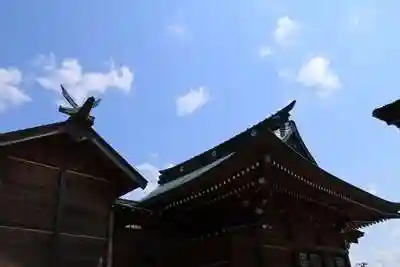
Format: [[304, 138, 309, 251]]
[[285, 120, 318, 164], [373, 99, 400, 127], [87, 128, 148, 189], [0, 120, 148, 190], [0, 122, 66, 146], [158, 101, 296, 182]]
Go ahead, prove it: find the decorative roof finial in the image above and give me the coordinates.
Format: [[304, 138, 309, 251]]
[[268, 100, 296, 131], [58, 84, 101, 126]]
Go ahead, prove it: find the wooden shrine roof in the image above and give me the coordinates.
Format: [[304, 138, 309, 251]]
[[140, 102, 400, 221], [373, 99, 400, 128], [0, 120, 148, 192], [158, 101, 300, 185], [143, 153, 235, 200], [145, 101, 315, 201], [142, 120, 315, 201]]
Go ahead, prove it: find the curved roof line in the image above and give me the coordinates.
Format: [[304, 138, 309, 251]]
[[158, 101, 297, 184], [279, 120, 317, 165]]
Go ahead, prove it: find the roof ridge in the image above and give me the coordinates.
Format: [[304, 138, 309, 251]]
[[158, 101, 296, 184]]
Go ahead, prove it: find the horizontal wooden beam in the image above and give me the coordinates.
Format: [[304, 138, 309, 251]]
[[262, 242, 348, 255], [9, 155, 59, 170], [8, 155, 108, 183], [0, 224, 53, 235], [60, 232, 107, 241], [66, 169, 108, 183], [0, 224, 106, 240]]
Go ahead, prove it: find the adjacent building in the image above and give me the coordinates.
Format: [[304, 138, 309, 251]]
[[114, 101, 400, 267], [0, 115, 147, 267]]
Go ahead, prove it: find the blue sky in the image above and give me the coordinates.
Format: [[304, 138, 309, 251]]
[[1, 0, 400, 265]]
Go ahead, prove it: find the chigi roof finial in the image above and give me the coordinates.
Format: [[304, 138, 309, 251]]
[[58, 84, 101, 126]]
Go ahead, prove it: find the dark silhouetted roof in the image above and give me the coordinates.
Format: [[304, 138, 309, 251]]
[[0, 120, 148, 191]]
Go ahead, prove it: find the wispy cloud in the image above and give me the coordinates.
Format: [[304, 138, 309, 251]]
[[176, 86, 210, 117], [274, 16, 300, 46], [34, 53, 133, 104], [122, 162, 160, 200], [296, 56, 341, 98], [0, 67, 30, 111]]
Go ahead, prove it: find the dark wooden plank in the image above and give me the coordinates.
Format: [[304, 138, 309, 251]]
[[0, 159, 58, 230], [57, 235, 106, 267], [0, 227, 52, 267], [59, 172, 111, 237]]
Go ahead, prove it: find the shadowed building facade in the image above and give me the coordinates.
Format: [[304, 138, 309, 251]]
[[0, 89, 147, 267], [114, 101, 400, 267]]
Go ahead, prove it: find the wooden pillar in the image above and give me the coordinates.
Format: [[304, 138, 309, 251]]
[[106, 208, 115, 267], [51, 170, 66, 267], [252, 228, 265, 267], [228, 233, 234, 267]]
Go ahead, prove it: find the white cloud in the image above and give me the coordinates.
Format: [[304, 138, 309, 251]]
[[176, 86, 210, 116], [296, 56, 341, 97], [0, 67, 30, 111], [274, 16, 300, 46], [122, 162, 160, 200], [259, 46, 273, 58], [34, 53, 133, 104]]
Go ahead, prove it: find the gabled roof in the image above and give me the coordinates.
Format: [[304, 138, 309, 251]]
[[373, 99, 400, 128], [142, 121, 316, 202], [140, 102, 400, 220], [0, 120, 148, 191], [141, 124, 400, 219], [142, 101, 319, 202], [158, 101, 299, 185]]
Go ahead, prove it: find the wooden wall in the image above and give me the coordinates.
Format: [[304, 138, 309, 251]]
[[113, 202, 352, 267], [113, 227, 231, 267], [0, 134, 117, 267], [113, 228, 161, 267]]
